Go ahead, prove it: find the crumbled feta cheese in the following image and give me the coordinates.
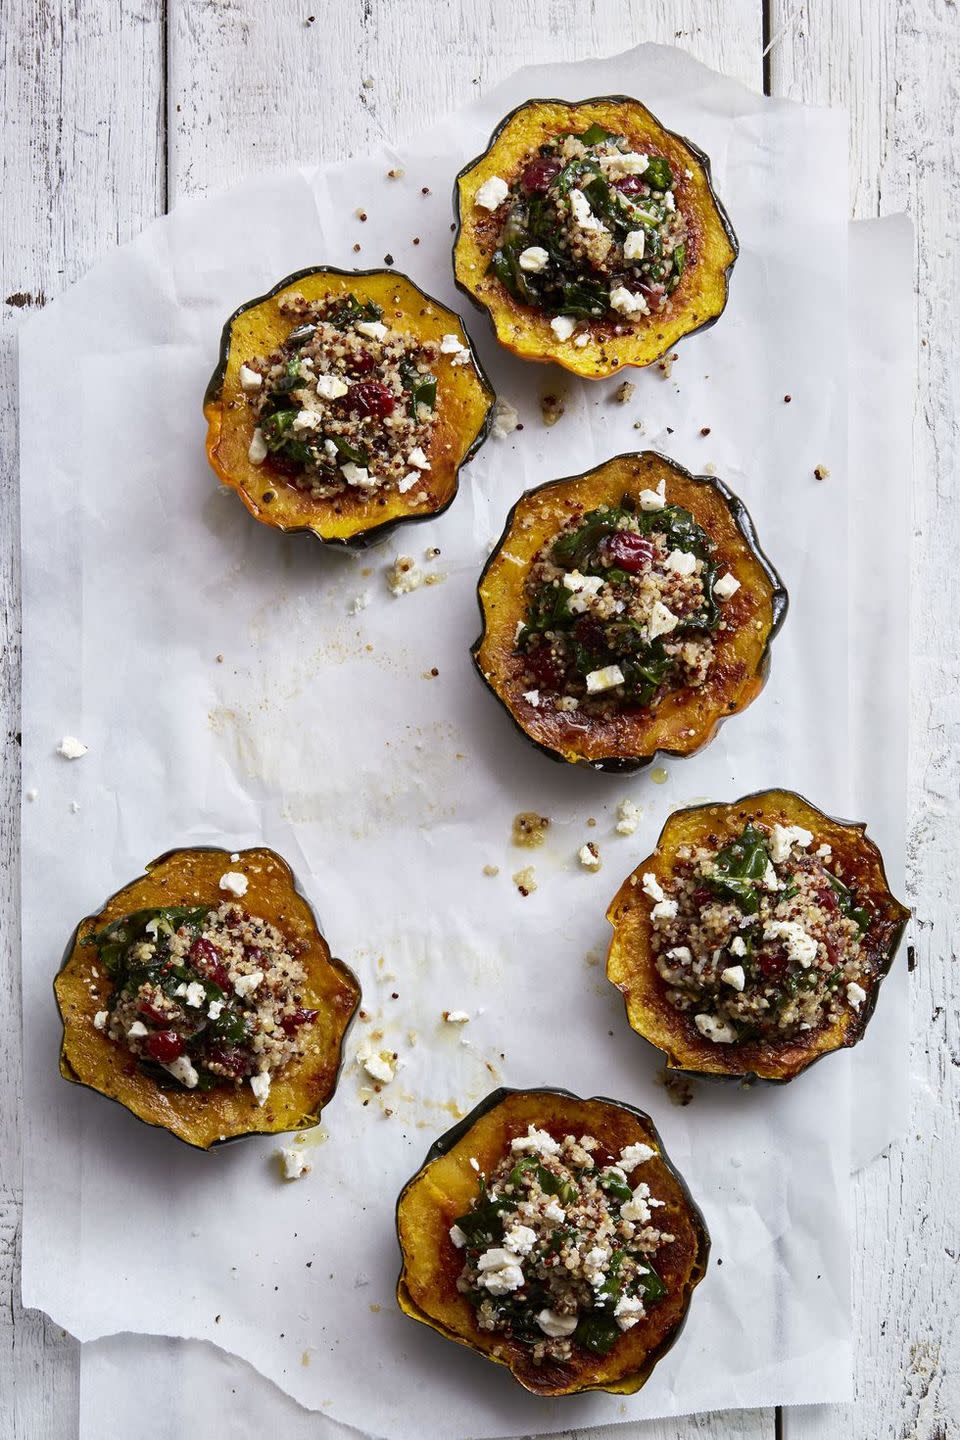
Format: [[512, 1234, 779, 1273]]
[[641, 872, 665, 903], [184, 980, 206, 1008], [292, 408, 322, 432], [278, 1147, 310, 1180], [597, 151, 649, 176], [585, 664, 625, 693], [355, 319, 388, 341], [93, 1010, 108, 1031], [360, 1049, 395, 1084], [550, 314, 578, 342], [846, 982, 867, 1009], [127, 1020, 148, 1039], [769, 823, 814, 862], [578, 843, 601, 870], [444, 1010, 470, 1024], [174, 982, 188, 997], [449, 1223, 468, 1249], [341, 462, 377, 488], [249, 1070, 271, 1105], [407, 446, 431, 470], [620, 1182, 652, 1224], [573, 332, 590, 348], [763, 919, 819, 969], [761, 861, 782, 892], [721, 964, 746, 991], [623, 229, 646, 262], [568, 187, 606, 233], [522, 689, 540, 707], [543, 1199, 566, 1224], [730, 936, 747, 958], [476, 1248, 524, 1294], [609, 284, 649, 317], [397, 472, 420, 493], [619, 1142, 656, 1170], [474, 175, 509, 210], [234, 969, 264, 999], [648, 601, 679, 639], [219, 870, 248, 897], [239, 364, 262, 392], [694, 1013, 738, 1044], [439, 333, 470, 365], [503, 1224, 537, 1257], [665, 548, 697, 576], [638, 478, 667, 511], [666, 945, 693, 964], [664, 189, 676, 211], [386, 556, 423, 595], [651, 898, 678, 921], [816, 843, 833, 860], [248, 427, 268, 465], [714, 571, 741, 600], [511, 1125, 561, 1157], [164, 1054, 200, 1089], [563, 570, 604, 612], [323, 438, 339, 457], [491, 397, 520, 437], [518, 245, 549, 273], [57, 736, 88, 760], [614, 1293, 646, 1330], [207, 999, 224, 1020], [616, 799, 641, 835], [315, 373, 349, 400], [536, 1308, 578, 1338]]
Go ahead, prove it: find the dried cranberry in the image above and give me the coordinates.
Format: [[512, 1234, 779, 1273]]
[[816, 883, 840, 914], [614, 175, 647, 198], [601, 532, 655, 573], [280, 1007, 319, 1036], [146, 1029, 185, 1064], [138, 999, 168, 1026], [524, 646, 565, 693], [520, 157, 562, 195], [757, 947, 789, 980], [692, 886, 714, 907], [571, 615, 607, 657], [189, 937, 230, 991], [349, 352, 376, 376], [206, 1042, 248, 1078], [351, 380, 395, 419]]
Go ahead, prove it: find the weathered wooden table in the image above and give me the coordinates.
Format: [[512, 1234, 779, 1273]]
[[2, 2, 956, 1435]]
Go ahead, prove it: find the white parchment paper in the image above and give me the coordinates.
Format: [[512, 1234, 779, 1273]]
[[20, 44, 904, 1435]]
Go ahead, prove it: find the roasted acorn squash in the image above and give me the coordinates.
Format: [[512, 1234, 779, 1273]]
[[453, 97, 737, 377], [396, 1086, 709, 1397], [204, 266, 495, 548], [606, 790, 910, 1083], [55, 846, 361, 1148], [472, 451, 786, 771]]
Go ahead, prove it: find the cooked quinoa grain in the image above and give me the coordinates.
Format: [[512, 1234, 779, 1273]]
[[649, 821, 877, 1043], [88, 902, 317, 1098], [451, 1126, 672, 1364]]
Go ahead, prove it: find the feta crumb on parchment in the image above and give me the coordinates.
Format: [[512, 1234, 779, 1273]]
[[278, 1147, 311, 1180], [57, 735, 88, 760]]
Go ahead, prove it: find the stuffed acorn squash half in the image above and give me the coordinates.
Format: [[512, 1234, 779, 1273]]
[[204, 267, 495, 547], [55, 846, 361, 1148], [396, 1087, 709, 1397], [454, 97, 737, 376], [607, 790, 910, 1083], [472, 451, 786, 771]]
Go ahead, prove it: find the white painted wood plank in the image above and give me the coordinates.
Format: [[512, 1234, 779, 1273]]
[[769, 2, 960, 1438], [0, 3, 165, 1438], [168, 0, 763, 196]]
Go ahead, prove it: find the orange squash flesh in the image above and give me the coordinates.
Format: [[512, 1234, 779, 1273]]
[[454, 97, 738, 377], [472, 451, 786, 771], [55, 846, 361, 1148], [607, 790, 911, 1083], [396, 1087, 709, 1398], [204, 267, 495, 547]]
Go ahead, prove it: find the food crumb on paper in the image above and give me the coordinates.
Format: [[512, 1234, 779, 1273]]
[[57, 735, 87, 760], [277, 1147, 311, 1181], [491, 396, 520, 437], [512, 866, 537, 897], [578, 842, 601, 870], [386, 556, 423, 595], [512, 812, 549, 848]]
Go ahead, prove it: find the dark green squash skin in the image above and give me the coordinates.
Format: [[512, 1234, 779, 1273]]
[[395, 1085, 710, 1396], [471, 451, 789, 773], [54, 845, 361, 1150], [607, 790, 912, 1086], [204, 265, 497, 550], [452, 94, 739, 370]]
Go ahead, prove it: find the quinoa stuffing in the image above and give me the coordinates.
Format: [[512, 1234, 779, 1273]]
[[647, 821, 878, 1044], [239, 289, 468, 498], [87, 902, 318, 1102], [515, 484, 740, 713], [450, 1126, 673, 1365], [477, 124, 688, 341]]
